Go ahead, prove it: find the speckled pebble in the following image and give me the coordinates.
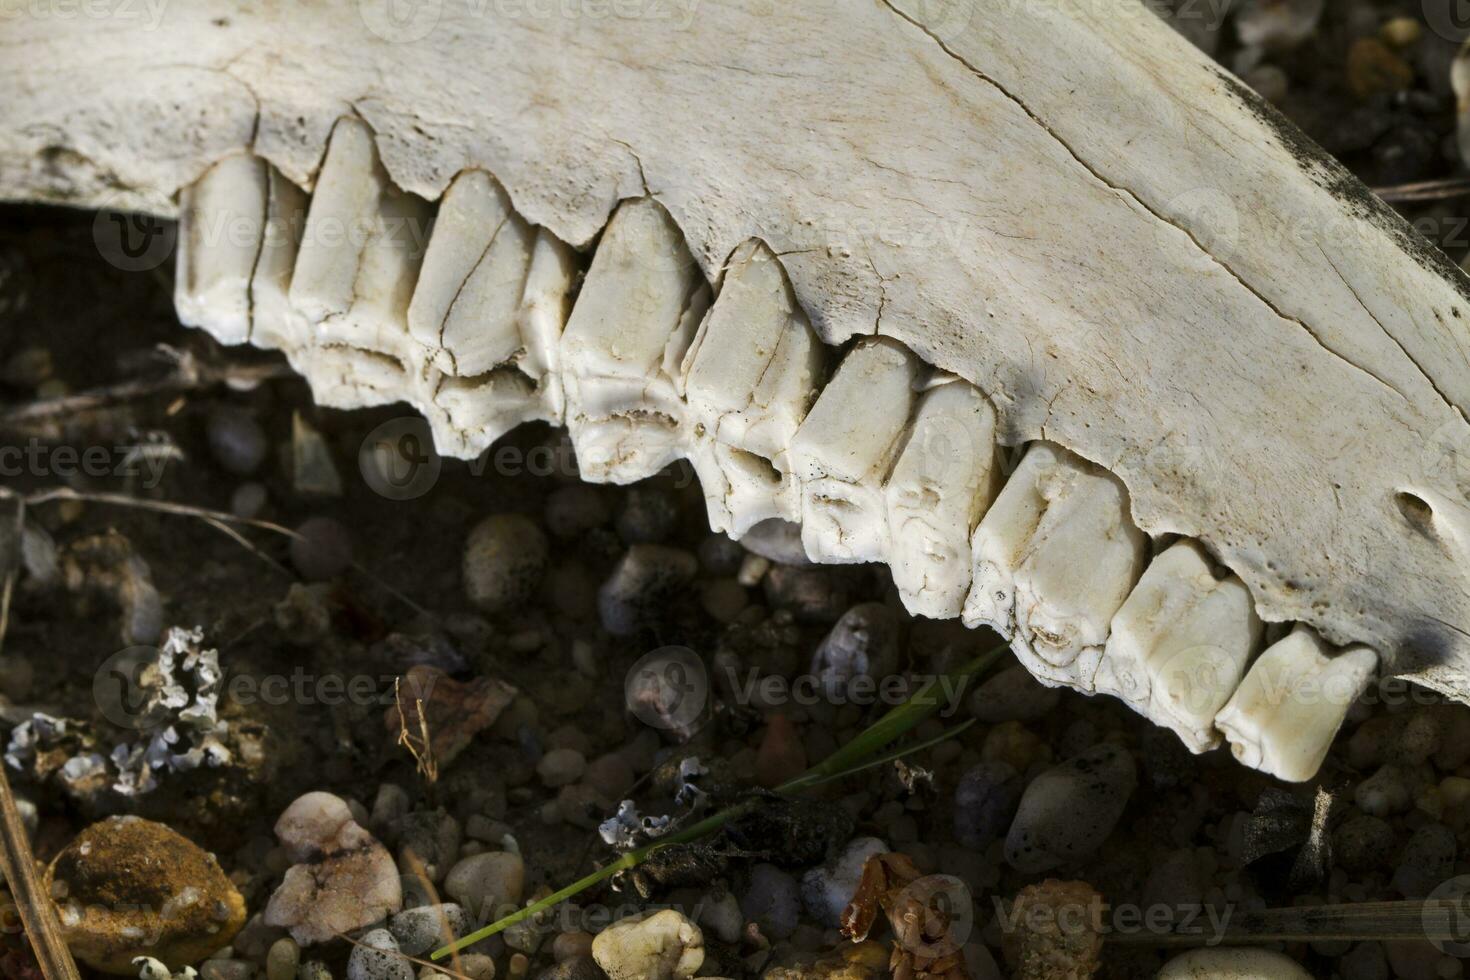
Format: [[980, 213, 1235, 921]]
[[346, 929, 414, 980], [464, 514, 549, 612], [615, 487, 677, 544], [1392, 823, 1457, 898], [389, 904, 469, 956], [1005, 744, 1136, 874], [596, 545, 698, 637]]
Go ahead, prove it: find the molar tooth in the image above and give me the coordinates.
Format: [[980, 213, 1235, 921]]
[[406, 169, 513, 359], [436, 211, 535, 377], [175, 154, 268, 346], [289, 117, 385, 327], [1093, 540, 1263, 752], [559, 197, 708, 483], [249, 167, 309, 353], [1215, 627, 1378, 782], [882, 380, 1002, 619], [428, 371, 543, 458], [788, 337, 921, 563], [962, 441, 1148, 688], [682, 240, 826, 536]]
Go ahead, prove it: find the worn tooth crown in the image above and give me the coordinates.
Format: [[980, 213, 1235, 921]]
[[1215, 627, 1378, 782], [788, 336, 922, 564], [406, 169, 514, 364], [559, 196, 710, 483], [883, 379, 1001, 620], [175, 153, 268, 347], [1094, 540, 1263, 752], [963, 442, 1148, 687], [167, 137, 1384, 782]]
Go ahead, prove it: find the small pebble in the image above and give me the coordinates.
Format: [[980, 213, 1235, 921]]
[[591, 909, 704, 980], [464, 514, 549, 612], [756, 714, 807, 789], [1235, 0, 1323, 48], [810, 603, 900, 697], [1356, 765, 1411, 817], [699, 892, 742, 945], [1392, 823, 1457, 898], [444, 852, 525, 923], [742, 864, 800, 940], [583, 754, 635, 799], [537, 749, 587, 789], [346, 929, 414, 980], [544, 486, 608, 539], [697, 534, 744, 576], [551, 931, 594, 962], [969, 665, 1060, 724], [535, 956, 603, 980], [266, 938, 301, 980], [700, 579, 748, 623], [458, 954, 496, 980], [1158, 947, 1310, 979], [299, 962, 332, 980], [389, 904, 469, 956], [953, 762, 1021, 851], [290, 516, 354, 581], [208, 408, 269, 475], [231, 482, 269, 519], [1005, 744, 1137, 874], [1335, 814, 1396, 874], [597, 545, 698, 636], [615, 487, 677, 544]]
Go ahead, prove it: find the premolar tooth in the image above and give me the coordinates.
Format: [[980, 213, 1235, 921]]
[[249, 167, 309, 353], [682, 240, 826, 536], [518, 228, 577, 420], [1093, 540, 1263, 752], [882, 380, 1001, 619], [788, 337, 921, 563], [1215, 627, 1378, 782], [559, 197, 708, 483], [962, 441, 1148, 688], [406, 169, 512, 360], [175, 154, 268, 346], [289, 117, 385, 327]]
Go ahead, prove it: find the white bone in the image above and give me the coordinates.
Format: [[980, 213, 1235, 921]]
[[1215, 627, 1378, 782], [788, 337, 921, 563], [288, 117, 385, 327], [1093, 540, 1263, 752], [883, 380, 1001, 620], [519, 229, 578, 419], [682, 240, 826, 536], [406, 169, 513, 359], [175, 154, 267, 346], [962, 442, 1148, 688], [559, 197, 708, 483], [249, 166, 309, 353]]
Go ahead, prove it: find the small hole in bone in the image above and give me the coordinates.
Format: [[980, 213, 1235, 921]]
[[1395, 491, 1437, 540], [724, 447, 782, 486]]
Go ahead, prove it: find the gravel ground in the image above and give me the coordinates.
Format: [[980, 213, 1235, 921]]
[[6, 3, 1470, 979]]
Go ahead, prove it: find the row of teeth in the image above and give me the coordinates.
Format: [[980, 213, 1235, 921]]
[[175, 117, 1380, 783]]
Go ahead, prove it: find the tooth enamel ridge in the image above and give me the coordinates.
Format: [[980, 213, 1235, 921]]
[[682, 240, 827, 537], [171, 139, 1381, 781], [1215, 627, 1378, 782]]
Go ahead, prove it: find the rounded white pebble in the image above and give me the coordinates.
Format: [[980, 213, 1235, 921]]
[[591, 909, 704, 980], [1157, 948, 1312, 979]]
